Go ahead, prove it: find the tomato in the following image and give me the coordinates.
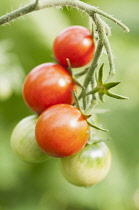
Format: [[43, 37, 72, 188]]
[[11, 115, 49, 163], [53, 26, 95, 68], [35, 104, 89, 158], [61, 142, 111, 187], [23, 63, 75, 114]]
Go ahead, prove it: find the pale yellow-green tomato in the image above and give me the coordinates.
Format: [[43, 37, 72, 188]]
[[11, 115, 49, 163], [61, 142, 111, 187]]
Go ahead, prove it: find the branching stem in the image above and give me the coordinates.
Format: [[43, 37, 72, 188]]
[[0, 0, 129, 138], [0, 0, 129, 33], [0, 3, 35, 25]]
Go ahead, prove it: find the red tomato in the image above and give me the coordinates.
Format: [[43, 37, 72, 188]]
[[23, 63, 75, 114], [35, 104, 89, 158], [53, 26, 95, 68]]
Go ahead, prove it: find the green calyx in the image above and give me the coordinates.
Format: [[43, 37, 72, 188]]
[[72, 90, 91, 119], [72, 90, 108, 133], [86, 63, 128, 102], [87, 118, 108, 132]]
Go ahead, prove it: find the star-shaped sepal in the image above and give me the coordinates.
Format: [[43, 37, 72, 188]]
[[86, 64, 128, 102]]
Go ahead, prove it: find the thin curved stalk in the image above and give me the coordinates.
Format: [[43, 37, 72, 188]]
[[84, 40, 103, 89], [81, 40, 103, 109], [94, 14, 115, 80], [0, 0, 129, 33]]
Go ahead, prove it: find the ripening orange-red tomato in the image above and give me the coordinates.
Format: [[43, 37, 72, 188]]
[[35, 104, 89, 158], [53, 25, 95, 68], [23, 63, 75, 114]]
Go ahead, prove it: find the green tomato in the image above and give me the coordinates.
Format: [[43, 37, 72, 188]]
[[11, 115, 49, 163], [61, 142, 111, 187]]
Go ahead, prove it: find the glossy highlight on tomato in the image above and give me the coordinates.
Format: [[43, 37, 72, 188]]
[[53, 25, 95, 68], [61, 142, 111, 187], [35, 104, 89, 158], [23, 63, 75, 114], [11, 115, 49, 163]]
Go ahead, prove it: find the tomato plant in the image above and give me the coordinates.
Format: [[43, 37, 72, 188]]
[[61, 142, 111, 187], [23, 63, 75, 114], [0, 0, 129, 188], [11, 115, 49, 163], [53, 26, 95, 68], [35, 104, 89, 158]]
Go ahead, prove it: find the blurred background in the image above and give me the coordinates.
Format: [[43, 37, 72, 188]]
[[0, 0, 138, 209]]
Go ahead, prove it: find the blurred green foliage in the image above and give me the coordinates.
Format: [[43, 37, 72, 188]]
[[0, 0, 139, 209]]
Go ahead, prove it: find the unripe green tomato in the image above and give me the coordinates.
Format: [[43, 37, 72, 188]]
[[61, 142, 111, 187], [11, 115, 49, 163]]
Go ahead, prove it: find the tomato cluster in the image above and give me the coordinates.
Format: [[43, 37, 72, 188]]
[[11, 26, 111, 187]]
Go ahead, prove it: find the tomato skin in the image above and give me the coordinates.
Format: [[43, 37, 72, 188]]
[[35, 104, 89, 158], [61, 142, 111, 187], [11, 115, 49, 163], [53, 26, 95, 68], [23, 63, 75, 114]]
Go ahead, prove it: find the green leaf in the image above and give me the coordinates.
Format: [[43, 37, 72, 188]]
[[104, 81, 121, 90], [85, 87, 99, 96], [98, 63, 104, 84], [106, 91, 129, 100], [87, 119, 108, 132], [99, 92, 104, 102]]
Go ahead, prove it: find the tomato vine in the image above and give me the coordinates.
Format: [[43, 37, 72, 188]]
[[0, 1, 129, 109], [1, 0, 130, 186]]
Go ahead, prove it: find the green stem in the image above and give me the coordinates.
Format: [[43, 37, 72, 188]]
[[75, 68, 88, 78], [0, 3, 36, 25], [104, 34, 115, 81], [84, 41, 103, 89], [72, 90, 81, 111], [94, 14, 115, 81], [0, 0, 129, 33], [90, 60, 97, 102], [81, 40, 103, 109]]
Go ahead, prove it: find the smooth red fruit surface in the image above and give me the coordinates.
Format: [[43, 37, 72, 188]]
[[53, 25, 95, 68], [35, 104, 89, 158], [23, 63, 75, 114]]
